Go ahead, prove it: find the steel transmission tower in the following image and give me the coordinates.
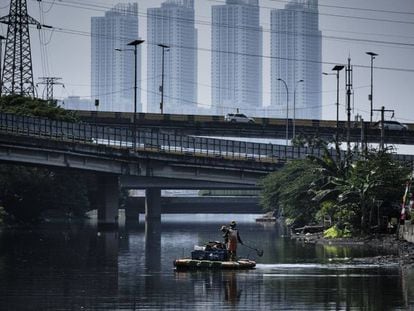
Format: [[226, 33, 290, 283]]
[[37, 77, 64, 102], [0, 0, 49, 96]]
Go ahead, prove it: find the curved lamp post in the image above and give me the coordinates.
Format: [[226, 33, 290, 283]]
[[116, 39, 145, 149], [277, 78, 289, 146], [323, 64, 344, 141]]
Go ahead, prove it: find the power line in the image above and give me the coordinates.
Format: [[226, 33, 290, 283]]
[[268, 0, 414, 16], [34, 25, 414, 74], [29, 0, 414, 40]]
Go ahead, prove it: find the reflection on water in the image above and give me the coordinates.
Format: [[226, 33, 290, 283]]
[[0, 216, 413, 310]]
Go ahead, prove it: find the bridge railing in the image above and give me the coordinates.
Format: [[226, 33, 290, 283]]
[[1, 112, 413, 164]]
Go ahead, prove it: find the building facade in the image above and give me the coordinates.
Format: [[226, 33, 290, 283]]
[[91, 3, 141, 112], [147, 0, 197, 114], [211, 0, 262, 116], [271, 0, 322, 120]]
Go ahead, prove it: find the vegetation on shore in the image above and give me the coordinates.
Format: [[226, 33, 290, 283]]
[[260, 139, 410, 237], [0, 96, 96, 225], [0, 95, 78, 121]]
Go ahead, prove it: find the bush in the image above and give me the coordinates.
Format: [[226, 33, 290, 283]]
[[324, 225, 352, 239]]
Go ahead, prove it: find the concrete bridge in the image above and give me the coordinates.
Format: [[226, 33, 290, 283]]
[[1, 112, 413, 226], [75, 110, 414, 145], [0, 112, 279, 226]]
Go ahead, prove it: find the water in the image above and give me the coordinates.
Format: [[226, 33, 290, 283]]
[[1, 215, 414, 310]]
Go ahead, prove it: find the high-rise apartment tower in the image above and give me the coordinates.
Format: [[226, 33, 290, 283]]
[[91, 3, 141, 112], [271, 0, 322, 119], [211, 0, 262, 116], [147, 0, 197, 114]]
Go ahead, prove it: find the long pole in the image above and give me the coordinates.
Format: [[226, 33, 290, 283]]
[[278, 78, 289, 145], [336, 70, 340, 131], [370, 57, 374, 123], [158, 44, 169, 115], [0, 35, 5, 97], [345, 58, 352, 153], [293, 79, 304, 140], [366, 52, 378, 124], [133, 44, 137, 149], [126, 39, 145, 149], [161, 47, 165, 114]]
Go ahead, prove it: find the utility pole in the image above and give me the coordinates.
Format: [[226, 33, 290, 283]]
[[37, 77, 64, 102], [345, 57, 353, 153], [158, 44, 169, 114], [0, 0, 51, 96], [366, 52, 378, 125], [373, 106, 394, 151]]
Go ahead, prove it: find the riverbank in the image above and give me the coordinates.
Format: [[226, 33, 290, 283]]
[[293, 232, 414, 268]]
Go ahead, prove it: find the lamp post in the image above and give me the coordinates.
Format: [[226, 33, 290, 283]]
[[323, 65, 344, 141], [0, 35, 6, 97], [128, 40, 145, 149], [116, 39, 145, 149], [293, 79, 304, 139], [366, 51, 378, 125], [158, 44, 170, 114], [278, 78, 289, 145]]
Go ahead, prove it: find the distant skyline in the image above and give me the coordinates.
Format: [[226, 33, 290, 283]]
[[271, 0, 322, 119], [1, 0, 414, 123], [211, 0, 263, 115], [91, 3, 140, 112], [146, 0, 198, 114]]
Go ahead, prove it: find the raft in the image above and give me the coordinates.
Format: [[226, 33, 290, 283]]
[[174, 258, 256, 270]]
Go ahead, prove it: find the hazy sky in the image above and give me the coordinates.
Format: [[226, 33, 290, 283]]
[[1, 0, 414, 123]]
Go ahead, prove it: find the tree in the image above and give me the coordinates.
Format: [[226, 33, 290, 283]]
[[260, 159, 320, 227], [311, 148, 410, 234]]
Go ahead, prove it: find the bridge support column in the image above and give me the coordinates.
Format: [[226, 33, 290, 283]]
[[97, 175, 120, 228], [145, 188, 161, 221]]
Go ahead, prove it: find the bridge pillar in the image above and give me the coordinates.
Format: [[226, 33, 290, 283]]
[[145, 188, 161, 221], [97, 175, 120, 228]]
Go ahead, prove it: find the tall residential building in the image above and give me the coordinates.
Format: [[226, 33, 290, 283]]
[[91, 3, 141, 112], [211, 0, 262, 116], [147, 0, 197, 114], [271, 0, 322, 120]]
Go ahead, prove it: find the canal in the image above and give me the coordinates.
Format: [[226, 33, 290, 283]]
[[1, 214, 414, 310]]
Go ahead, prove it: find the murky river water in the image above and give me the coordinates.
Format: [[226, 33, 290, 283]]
[[1, 214, 414, 310]]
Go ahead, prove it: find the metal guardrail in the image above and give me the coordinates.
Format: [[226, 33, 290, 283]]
[[0, 112, 413, 164]]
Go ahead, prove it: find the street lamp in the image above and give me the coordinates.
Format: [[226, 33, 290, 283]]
[[278, 78, 289, 145], [293, 79, 304, 139], [323, 65, 344, 140], [158, 44, 170, 114], [0, 35, 6, 97], [116, 39, 145, 149], [366, 51, 378, 124]]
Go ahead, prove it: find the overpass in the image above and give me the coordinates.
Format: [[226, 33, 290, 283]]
[[125, 196, 261, 215], [74, 110, 414, 145], [1, 112, 413, 226]]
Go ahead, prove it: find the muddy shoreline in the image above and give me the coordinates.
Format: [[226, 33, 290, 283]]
[[293, 233, 414, 268]]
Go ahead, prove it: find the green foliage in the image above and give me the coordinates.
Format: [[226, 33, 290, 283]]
[[260, 159, 320, 227], [0, 165, 92, 224], [0, 95, 78, 122], [324, 225, 352, 239], [0, 96, 86, 224], [291, 134, 332, 149], [260, 146, 411, 236]]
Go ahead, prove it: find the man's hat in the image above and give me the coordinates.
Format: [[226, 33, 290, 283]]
[[230, 221, 236, 228]]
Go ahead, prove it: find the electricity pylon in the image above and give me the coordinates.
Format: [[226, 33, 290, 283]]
[[37, 77, 64, 102], [0, 0, 50, 97]]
